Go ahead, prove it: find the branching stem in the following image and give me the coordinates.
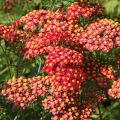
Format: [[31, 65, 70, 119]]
[[0, 43, 12, 78], [98, 104, 103, 120]]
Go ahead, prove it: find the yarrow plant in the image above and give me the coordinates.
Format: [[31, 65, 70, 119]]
[[0, 1, 120, 120]]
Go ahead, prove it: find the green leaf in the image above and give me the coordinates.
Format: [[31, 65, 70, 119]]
[[104, 0, 120, 16], [32, 0, 41, 4]]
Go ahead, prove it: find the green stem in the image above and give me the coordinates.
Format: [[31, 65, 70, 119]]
[[0, 43, 12, 78], [98, 104, 103, 120], [16, 57, 25, 77], [0, 67, 8, 76], [20, 110, 24, 120], [37, 57, 42, 73]]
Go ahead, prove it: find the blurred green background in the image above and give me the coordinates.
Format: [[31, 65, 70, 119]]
[[0, 0, 120, 120]]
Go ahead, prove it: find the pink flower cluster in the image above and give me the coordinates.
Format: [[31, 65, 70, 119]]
[[1, 76, 51, 108], [79, 19, 120, 52], [108, 79, 120, 99], [42, 92, 93, 120]]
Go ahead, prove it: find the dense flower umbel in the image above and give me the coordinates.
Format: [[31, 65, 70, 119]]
[[79, 19, 120, 52], [49, 66, 86, 92], [0, 25, 15, 42], [22, 19, 69, 59], [43, 46, 83, 72], [19, 10, 64, 31], [0, 24, 27, 43], [22, 19, 83, 59], [101, 66, 116, 80], [108, 79, 120, 99], [1, 76, 52, 108], [42, 81, 105, 120], [66, 1, 103, 21], [42, 90, 93, 120]]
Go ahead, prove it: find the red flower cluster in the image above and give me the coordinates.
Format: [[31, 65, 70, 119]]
[[42, 46, 86, 92], [0, 1, 120, 120], [22, 18, 83, 59], [0, 24, 27, 44], [19, 10, 64, 32], [108, 79, 120, 99], [66, 1, 103, 20], [43, 46, 83, 72], [79, 19, 120, 52], [0, 25, 15, 42]]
